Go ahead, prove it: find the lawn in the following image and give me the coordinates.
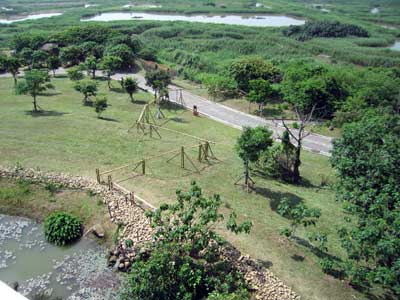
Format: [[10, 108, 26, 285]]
[[0, 76, 371, 299]]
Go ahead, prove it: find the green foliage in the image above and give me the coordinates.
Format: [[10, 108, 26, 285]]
[[74, 79, 98, 105], [121, 77, 139, 101], [331, 113, 400, 294], [201, 74, 238, 100], [44, 212, 82, 246], [121, 182, 251, 300], [145, 69, 172, 97], [60, 45, 84, 66], [229, 57, 280, 92], [281, 60, 348, 118], [47, 56, 61, 76], [44, 182, 63, 195], [67, 66, 84, 81], [100, 55, 122, 88], [260, 131, 296, 181], [31, 50, 49, 68], [13, 33, 46, 52], [125, 239, 134, 248], [284, 21, 369, 41], [105, 43, 135, 69], [247, 79, 273, 115], [236, 126, 273, 164], [277, 198, 321, 238], [94, 96, 108, 118], [16, 69, 53, 112], [83, 55, 98, 79], [4, 56, 21, 84]]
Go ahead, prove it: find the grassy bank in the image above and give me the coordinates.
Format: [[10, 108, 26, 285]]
[[0, 177, 116, 245], [0, 75, 381, 299]]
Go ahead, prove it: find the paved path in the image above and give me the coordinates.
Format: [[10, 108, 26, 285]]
[[113, 73, 333, 156], [2, 69, 333, 156]]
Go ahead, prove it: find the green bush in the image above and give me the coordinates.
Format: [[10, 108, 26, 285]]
[[44, 212, 82, 246]]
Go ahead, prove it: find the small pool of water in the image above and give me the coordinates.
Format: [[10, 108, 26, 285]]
[[81, 12, 305, 27], [390, 41, 400, 51], [0, 13, 62, 24], [0, 215, 120, 299], [371, 7, 380, 14]]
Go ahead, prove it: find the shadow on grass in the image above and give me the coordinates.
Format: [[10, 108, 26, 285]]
[[98, 116, 119, 122], [41, 91, 62, 97], [24, 110, 68, 117], [253, 186, 304, 212], [291, 254, 305, 262], [169, 117, 188, 123], [132, 99, 148, 105]]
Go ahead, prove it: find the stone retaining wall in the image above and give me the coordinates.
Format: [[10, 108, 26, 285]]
[[0, 166, 300, 300]]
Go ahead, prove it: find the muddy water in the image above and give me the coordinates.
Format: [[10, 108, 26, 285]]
[[0, 215, 120, 300], [0, 13, 62, 24]]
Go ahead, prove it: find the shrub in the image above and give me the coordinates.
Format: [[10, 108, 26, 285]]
[[44, 212, 82, 246]]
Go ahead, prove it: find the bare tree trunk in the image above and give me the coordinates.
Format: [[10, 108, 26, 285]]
[[33, 95, 38, 112], [13, 74, 17, 86], [293, 141, 301, 183]]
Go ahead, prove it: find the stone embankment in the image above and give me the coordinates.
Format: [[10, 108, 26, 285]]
[[0, 166, 300, 300]]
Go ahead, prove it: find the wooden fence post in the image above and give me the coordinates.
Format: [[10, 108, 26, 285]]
[[142, 160, 146, 175], [96, 168, 101, 183], [181, 146, 185, 169], [198, 144, 203, 162], [107, 175, 112, 191]]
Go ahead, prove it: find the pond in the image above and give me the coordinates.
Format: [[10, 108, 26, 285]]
[[0, 13, 62, 24], [81, 12, 305, 27], [390, 41, 400, 51], [0, 215, 120, 300]]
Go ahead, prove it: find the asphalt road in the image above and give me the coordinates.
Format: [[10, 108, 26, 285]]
[[1, 69, 333, 156], [113, 73, 333, 156]]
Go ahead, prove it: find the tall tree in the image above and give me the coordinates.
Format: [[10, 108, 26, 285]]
[[16, 69, 53, 112], [121, 77, 139, 102], [247, 79, 273, 116], [47, 56, 61, 77], [330, 113, 400, 294], [145, 69, 171, 100], [229, 57, 280, 93], [83, 55, 98, 79], [100, 55, 122, 89], [5, 57, 21, 86], [74, 79, 98, 105], [280, 60, 346, 183], [235, 126, 273, 189]]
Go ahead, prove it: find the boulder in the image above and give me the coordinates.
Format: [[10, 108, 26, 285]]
[[92, 224, 105, 238]]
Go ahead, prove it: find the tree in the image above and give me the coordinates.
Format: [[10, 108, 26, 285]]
[[105, 44, 135, 69], [83, 55, 98, 79], [31, 50, 49, 69], [229, 57, 280, 93], [5, 57, 21, 86], [67, 66, 84, 81], [47, 56, 61, 77], [330, 113, 400, 294], [202, 74, 237, 101], [277, 198, 321, 238], [94, 96, 108, 118], [19, 47, 34, 68], [121, 77, 139, 102], [235, 126, 273, 189], [121, 182, 252, 300], [280, 60, 347, 183], [74, 79, 98, 105], [145, 69, 171, 100], [100, 55, 122, 89], [60, 45, 84, 66], [247, 79, 273, 116], [16, 69, 53, 112]]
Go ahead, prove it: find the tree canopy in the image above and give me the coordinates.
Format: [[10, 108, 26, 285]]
[[331, 113, 400, 294]]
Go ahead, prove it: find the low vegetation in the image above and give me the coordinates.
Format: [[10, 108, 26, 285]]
[[44, 211, 82, 246]]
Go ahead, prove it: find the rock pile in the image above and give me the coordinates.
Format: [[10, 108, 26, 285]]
[[0, 166, 300, 300]]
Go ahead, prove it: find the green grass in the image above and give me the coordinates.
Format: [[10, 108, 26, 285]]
[[0, 75, 380, 300], [0, 177, 116, 245]]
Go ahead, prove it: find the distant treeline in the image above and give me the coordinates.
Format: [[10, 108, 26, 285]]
[[283, 21, 370, 41]]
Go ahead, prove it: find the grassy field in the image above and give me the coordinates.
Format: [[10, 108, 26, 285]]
[[0, 75, 385, 300], [0, 178, 117, 245]]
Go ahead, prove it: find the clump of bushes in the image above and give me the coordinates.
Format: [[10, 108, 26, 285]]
[[283, 21, 369, 41], [44, 212, 82, 246]]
